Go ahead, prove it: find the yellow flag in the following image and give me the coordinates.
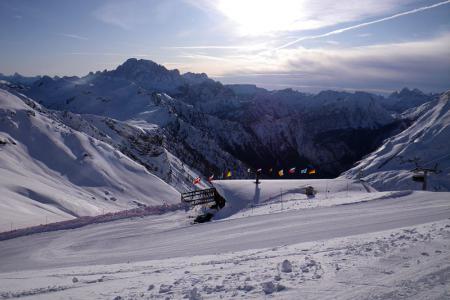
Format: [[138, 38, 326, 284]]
[[226, 170, 232, 177], [278, 169, 284, 177]]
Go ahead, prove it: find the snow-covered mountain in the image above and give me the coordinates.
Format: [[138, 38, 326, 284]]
[[0, 88, 180, 229], [0, 73, 40, 86], [1, 58, 444, 189], [2, 61, 450, 300], [16, 68, 249, 182], [12, 59, 418, 178], [342, 91, 450, 191], [235, 89, 407, 175], [382, 87, 439, 113]]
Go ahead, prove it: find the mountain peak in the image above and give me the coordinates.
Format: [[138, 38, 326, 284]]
[[181, 72, 211, 85], [110, 58, 183, 92], [391, 87, 425, 98], [384, 87, 434, 113], [115, 58, 180, 76], [121, 58, 157, 68]]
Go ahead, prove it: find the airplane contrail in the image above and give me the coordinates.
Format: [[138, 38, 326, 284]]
[[277, 0, 450, 50]]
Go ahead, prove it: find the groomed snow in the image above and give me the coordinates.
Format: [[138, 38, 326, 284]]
[[212, 179, 375, 219], [0, 189, 449, 299]]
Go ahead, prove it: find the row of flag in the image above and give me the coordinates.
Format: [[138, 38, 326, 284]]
[[253, 167, 316, 177], [193, 167, 317, 185], [276, 167, 316, 176], [246, 167, 316, 175]]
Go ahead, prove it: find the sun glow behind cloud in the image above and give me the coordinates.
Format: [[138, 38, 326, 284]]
[[207, 0, 415, 36], [216, 0, 306, 35], [168, 0, 450, 92], [174, 31, 450, 93], [0, 0, 448, 93]]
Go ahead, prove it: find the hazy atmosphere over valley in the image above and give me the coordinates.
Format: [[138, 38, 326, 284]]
[[0, 1, 449, 299]]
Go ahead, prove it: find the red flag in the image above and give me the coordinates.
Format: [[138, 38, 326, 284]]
[[288, 167, 296, 174], [193, 177, 201, 184], [208, 174, 214, 182]]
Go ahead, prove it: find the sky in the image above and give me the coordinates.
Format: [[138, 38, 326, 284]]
[[0, 0, 449, 94]]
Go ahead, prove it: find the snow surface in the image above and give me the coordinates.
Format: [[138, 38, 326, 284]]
[[1, 59, 449, 299], [0, 89, 180, 231], [212, 179, 375, 219], [343, 91, 450, 191], [0, 189, 449, 299]]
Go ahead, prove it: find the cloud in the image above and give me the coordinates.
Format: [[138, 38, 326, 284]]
[[65, 52, 152, 57], [171, 0, 449, 93], [186, 0, 418, 36], [162, 44, 267, 50], [277, 0, 450, 49], [59, 33, 89, 41], [282, 36, 450, 82], [182, 33, 450, 93], [93, 0, 177, 29], [93, 1, 137, 29]]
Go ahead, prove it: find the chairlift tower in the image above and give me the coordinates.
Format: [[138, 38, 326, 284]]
[[411, 163, 439, 191]]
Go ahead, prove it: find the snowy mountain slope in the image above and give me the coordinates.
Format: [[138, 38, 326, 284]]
[[170, 74, 420, 176], [0, 88, 180, 230], [239, 89, 404, 175], [20, 71, 251, 179], [342, 91, 450, 191], [52, 110, 210, 192], [5, 58, 444, 179], [23, 72, 253, 179], [27, 74, 176, 123], [25, 62, 400, 178], [2, 77, 235, 192]]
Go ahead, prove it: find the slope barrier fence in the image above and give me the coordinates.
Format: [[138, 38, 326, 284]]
[[0, 203, 185, 241]]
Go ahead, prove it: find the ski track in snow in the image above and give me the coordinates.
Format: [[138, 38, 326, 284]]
[[0, 191, 449, 299], [0, 220, 448, 299]]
